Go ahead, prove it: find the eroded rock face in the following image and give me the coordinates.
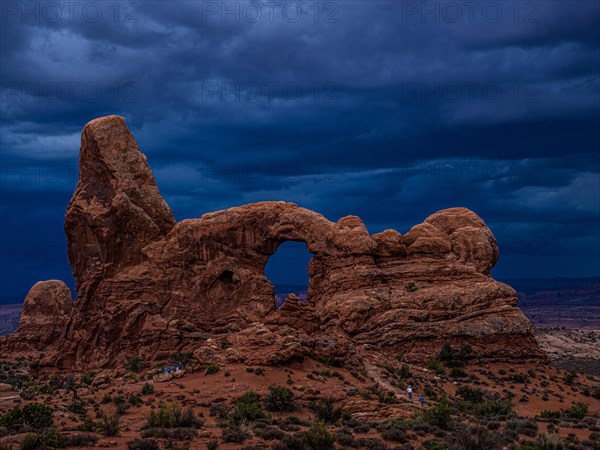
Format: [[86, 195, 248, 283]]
[[1, 280, 72, 352], [0, 116, 544, 368]]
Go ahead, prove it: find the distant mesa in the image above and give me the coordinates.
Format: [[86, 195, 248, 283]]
[[0, 115, 544, 369]]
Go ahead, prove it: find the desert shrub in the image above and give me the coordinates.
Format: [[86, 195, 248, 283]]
[[426, 359, 446, 375], [141, 427, 197, 440], [76, 417, 96, 432], [205, 364, 220, 375], [447, 425, 504, 449], [222, 425, 249, 443], [206, 440, 219, 450], [423, 396, 452, 430], [457, 386, 485, 404], [145, 403, 203, 429], [128, 393, 142, 406], [80, 371, 96, 386], [356, 437, 389, 449], [68, 399, 86, 415], [439, 343, 472, 368], [254, 425, 285, 440], [19, 429, 61, 450], [518, 433, 564, 450], [563, 371, 577, 384], [1, 403, 53, 431], [506, 418, 538, 436], [405, 282, 418, 292], [309, 398, 343, 424], [563, 403, 587, 420], [127, 438, 160, 450], [98, 411, 120, 437], [304, 420, 335, 450], [449, 368, 467, 378], [264, 385, 296, 412], [335, 428, 355, 446], [229, 391, 269, 425], [398, 364, 412, 379], [129, 356, 145, 373], [540, 410, 561, 419], [593, 386, 600, 400], [511, 373, 529, 383], [471, 399, 513, 417], [142, 383, 155, 395], [57, 433, 99, 447], [209, 403, 230, 421], [381, 424, 408, 443], [18, 430, 96, 449]]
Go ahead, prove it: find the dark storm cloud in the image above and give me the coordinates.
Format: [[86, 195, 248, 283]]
[[0, 0, 599, 302]]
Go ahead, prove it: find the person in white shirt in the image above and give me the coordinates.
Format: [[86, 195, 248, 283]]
[[407, 385, 413, 401]]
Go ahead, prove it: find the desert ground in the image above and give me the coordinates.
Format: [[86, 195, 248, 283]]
[[1, 333, 599, 450]]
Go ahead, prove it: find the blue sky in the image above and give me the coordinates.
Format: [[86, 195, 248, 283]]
[[1, 0, 599, 302]]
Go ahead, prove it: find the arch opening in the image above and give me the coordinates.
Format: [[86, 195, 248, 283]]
[[264, 241, 312, 308]]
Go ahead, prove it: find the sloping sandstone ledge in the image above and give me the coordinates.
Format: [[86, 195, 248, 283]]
[[0, 116, 544, 369]]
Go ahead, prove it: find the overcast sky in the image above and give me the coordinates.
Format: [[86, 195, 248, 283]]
[[1, 0, 599, 302]]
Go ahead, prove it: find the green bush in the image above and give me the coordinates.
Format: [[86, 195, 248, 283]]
[[439, 343, 472, 368], [19, 429, 60, 450], [129, 356, 145, 373], [145, 403, 203, 429], [540, 410, 561, 419], [0, 403, 53, 431], [563, 371, 577, 384], [205, 364, 220, 375], [405, 282, 418, 292], [127, 438, 159, 450], [98, 411, 120, 437], [309, 398, 343, 424], [141, 427, 197, 440], [518, 433, 564, 450], [207, 440, 219, 450], [304, 420, 336, 450], [449, 425, 504, 449], [141, 383, 155, 396], [229, 392, 269, 425], [506, 417, 538, 436], [449, 367, 467, 378], [423, 396, 452, 430], [472, 399, 513, 417], [426, 359, 446, 375], [264, 384, 296, 412], [80, 371, 96, 386], [563, 403, 587, 420], [457, 386, 485, 404], [221, 426, 249, 443]]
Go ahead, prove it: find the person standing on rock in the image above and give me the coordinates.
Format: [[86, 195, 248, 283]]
[[407, 385, 413, 401], [419, 394, 425, 407]]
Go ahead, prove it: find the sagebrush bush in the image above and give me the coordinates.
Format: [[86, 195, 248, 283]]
[[264, 384, 296, 412], [127, 438, 159, 450], [309, 398, 343, 424], [98, 411, 120, 437], [304, 420, 335, 450], [145, 403, 203, 429], [0, 403, 53, 431], [141, 383, 155, 395]]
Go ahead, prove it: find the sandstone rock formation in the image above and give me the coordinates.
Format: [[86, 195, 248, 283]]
[[0, 116, 544, 369], [2, 280, 72, 351]]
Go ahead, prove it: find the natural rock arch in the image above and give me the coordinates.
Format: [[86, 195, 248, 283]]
[[0, 116, 544, 369]]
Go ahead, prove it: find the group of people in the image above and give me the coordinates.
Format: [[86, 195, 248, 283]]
[[406, 385, 425, 407], [163, 361, 184, 374]]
